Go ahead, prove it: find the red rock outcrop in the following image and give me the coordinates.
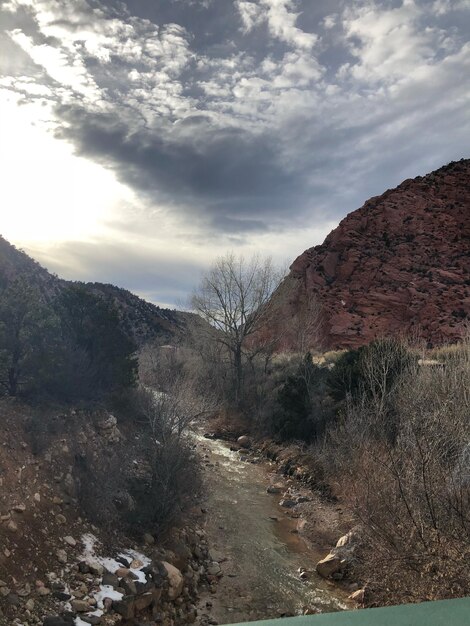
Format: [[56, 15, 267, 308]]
[[268, 159, 470, 350]]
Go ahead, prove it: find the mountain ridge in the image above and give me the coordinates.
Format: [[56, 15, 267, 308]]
[[0, 235, 194, 347]]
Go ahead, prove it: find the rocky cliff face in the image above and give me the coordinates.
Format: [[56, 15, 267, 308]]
[[269, 159, 470, 350]]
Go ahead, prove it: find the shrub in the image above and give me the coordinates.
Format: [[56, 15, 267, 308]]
[[270, 354, 333, 442], [318, 337, 470, 604]]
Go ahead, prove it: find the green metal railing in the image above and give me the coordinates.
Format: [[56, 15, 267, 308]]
[[227, 598, 470, 626]]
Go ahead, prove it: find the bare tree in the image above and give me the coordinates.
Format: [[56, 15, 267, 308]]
[[191, 253, 282, 404], [291, 290, 324, 355]]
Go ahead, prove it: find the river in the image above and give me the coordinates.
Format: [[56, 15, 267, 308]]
[[194, 434, 349, 625]]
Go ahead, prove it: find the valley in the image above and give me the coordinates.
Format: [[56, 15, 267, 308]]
[[0, 158, 469, 625]]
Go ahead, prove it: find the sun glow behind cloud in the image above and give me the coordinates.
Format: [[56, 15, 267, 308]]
[[0, 89, 134, 245]]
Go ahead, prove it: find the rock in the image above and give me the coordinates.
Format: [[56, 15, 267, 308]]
[[316, 553, 342, 578], [349, 588, 365, 603], [207, 562, 222, 577], [71, 599, 89, 612], [134, 591, 154, 611], [7, 593, 19, 605], [7, 519, 18, 532], [237, 435, 251, 449], [162, 562, 184, 600], [43, 616, 74, 626], [52, 591, 71, 601], [115, 567, 131, 578], [143, 532, 155, 545], [37, 587, 51, 596], [56, 514, 66, 524], [34, 492, 41, 502], [120, 578, 137, 595], [97, 413, 121, 443], [102, 572, 120, 588], [25, 598, 35, 611], [63, 473, 75, 496], [88, 562, 104, 576], [56, 549, 67, 564], [279, 499, 297, 509], [97, 414, 117, 430], [113, 595, 135, 620], [82, 616, 102, 625], [336, 531, 355, 548], [266, 485, 283, 494], [63, 535, 76, 546], [12, 504, 26, 513], [18, 583, 31, 596]]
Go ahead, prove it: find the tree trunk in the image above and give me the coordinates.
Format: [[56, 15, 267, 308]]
[[234, 344, 243, 405], [8, 366, 18, 396]]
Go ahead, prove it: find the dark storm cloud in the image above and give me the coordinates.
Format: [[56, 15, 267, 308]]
[[53, 102, 312, 231]]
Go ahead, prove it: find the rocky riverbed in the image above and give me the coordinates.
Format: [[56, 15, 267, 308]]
[[194, 433, 351, 625]]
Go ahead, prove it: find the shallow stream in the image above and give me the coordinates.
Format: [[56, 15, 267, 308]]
[[195, 434, 349, 624]]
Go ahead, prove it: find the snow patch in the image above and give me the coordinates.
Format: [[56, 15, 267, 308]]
[[80, 532, 151, 597], [94, 584, 123, 609]]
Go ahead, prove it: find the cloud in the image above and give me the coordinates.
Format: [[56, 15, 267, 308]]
[[1, 0, 469, 304], [236, 0, 317, 50]]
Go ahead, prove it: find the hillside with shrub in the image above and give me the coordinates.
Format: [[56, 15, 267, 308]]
[[0, 235, 197, 349]]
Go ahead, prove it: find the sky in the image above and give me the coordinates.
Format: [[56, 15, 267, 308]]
[[0, 0, 469, 308]]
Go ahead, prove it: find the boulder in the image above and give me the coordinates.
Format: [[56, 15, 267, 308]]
[[237, 435, 251, 449], [336, 531, 354, 548], [349, 588, 365, 603], [162, 562, 184, 600], [316, 553, 342, 578]]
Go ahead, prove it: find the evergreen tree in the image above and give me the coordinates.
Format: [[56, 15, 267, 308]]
[[0, 277, 61, 396], [57, 284, 137, 399]]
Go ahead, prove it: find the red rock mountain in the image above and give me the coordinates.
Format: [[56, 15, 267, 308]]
[[268, 159, 470, 351]]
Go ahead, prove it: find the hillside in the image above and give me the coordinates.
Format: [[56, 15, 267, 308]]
[[267, 159, 470, 350], [0, 235, 194, 347]]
